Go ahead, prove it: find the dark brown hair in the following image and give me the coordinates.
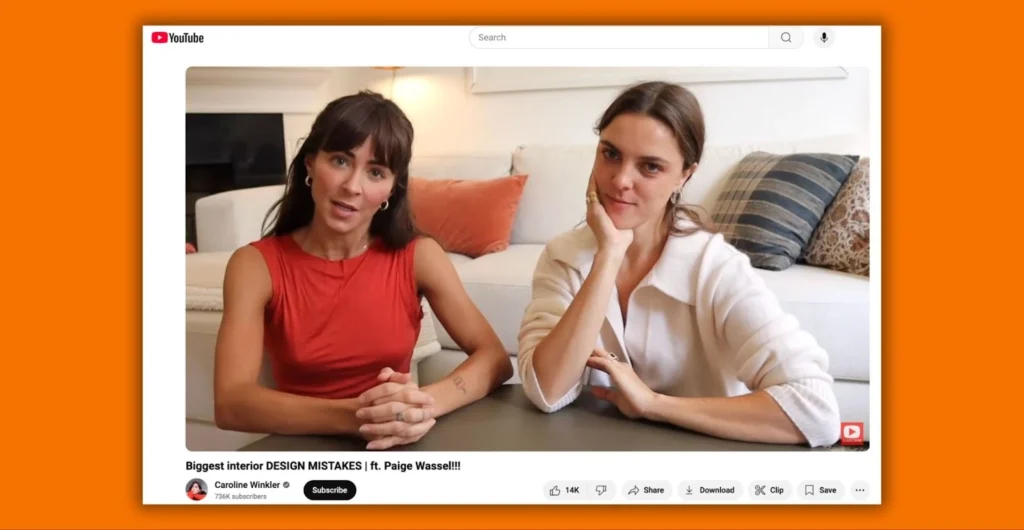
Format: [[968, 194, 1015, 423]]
[[595, 81, 714, 236], [262, 90, 419, 250]]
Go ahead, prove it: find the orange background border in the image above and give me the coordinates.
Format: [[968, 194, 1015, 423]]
[[3, 1, 1021, 528]]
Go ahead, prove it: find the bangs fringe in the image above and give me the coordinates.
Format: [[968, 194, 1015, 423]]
[[317, 102, 410, 177]]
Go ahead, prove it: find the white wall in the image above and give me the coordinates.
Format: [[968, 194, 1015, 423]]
[[186, 66, 869, 163], [351, 67, 869, 156]]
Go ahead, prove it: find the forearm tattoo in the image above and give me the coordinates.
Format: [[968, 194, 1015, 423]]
[[453, 375, 467, 394]]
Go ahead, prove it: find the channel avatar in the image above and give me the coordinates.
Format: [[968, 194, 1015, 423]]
[[186, 478, 207, 501]]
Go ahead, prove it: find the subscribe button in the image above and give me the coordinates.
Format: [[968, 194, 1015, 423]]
[[304, 480, 357, 501]]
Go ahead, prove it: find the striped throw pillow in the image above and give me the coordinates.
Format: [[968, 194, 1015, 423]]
[[710, 151, 860, 271]]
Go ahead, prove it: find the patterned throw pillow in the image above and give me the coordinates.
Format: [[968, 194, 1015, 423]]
[[710, 152, 860, 271], [802, 157, 870, 276]]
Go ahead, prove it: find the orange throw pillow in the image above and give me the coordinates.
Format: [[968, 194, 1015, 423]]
[[407, 174, 528, 257]]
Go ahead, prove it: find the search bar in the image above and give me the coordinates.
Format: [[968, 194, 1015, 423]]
[[470, 26, 804, 49]]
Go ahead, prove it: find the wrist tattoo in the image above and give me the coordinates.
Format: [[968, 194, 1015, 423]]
[[453, 375, 467, 394]]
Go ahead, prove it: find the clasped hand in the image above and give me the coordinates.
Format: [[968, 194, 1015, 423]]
[[354, 367, 436, 450], [586, 347, 657, 419]]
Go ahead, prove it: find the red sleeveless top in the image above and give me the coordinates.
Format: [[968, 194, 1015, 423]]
[[249, 234, 423, 399]]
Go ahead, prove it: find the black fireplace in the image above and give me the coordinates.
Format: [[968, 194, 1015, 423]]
[[185, 113, 288, 247]]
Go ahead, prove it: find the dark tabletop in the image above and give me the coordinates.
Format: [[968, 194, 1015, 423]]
[[239, 385, 821, 452]]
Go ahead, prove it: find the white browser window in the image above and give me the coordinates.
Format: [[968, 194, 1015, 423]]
[[147, 25, 881, 505]]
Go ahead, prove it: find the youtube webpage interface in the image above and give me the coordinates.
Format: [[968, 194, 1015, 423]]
[[144, 25, 881, 505]]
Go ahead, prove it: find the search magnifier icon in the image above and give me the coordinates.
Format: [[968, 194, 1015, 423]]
[[781, 31, 792, 43]]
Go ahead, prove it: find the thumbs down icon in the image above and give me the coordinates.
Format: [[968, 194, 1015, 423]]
[[596, 485, 607, 496]]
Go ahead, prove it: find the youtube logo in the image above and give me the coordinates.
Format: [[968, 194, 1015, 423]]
[[149, 31, 204, 44], [840, 422, 864, 446]]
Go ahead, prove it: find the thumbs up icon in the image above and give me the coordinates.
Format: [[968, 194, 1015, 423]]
[[549, 486, 561, 496]]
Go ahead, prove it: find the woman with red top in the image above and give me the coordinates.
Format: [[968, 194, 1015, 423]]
[[213, 91, 513, 450], [186, 480, 206, 501]]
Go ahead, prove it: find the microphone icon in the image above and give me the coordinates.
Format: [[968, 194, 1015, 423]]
[[815, 28, 834, 47]]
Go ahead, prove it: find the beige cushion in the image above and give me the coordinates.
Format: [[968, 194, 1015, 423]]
[[185, 251, 233, 311], [186, 251, 233, 288], [803, 157, 871, 276]]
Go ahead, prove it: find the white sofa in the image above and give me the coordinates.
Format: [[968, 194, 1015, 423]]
[[186, 135, 871, 450]]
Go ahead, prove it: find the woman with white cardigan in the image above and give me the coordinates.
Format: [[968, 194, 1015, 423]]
[[517, 81, 842, 448]]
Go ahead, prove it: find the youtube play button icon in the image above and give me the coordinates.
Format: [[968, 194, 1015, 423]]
[[152, 31, 168, 43]]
